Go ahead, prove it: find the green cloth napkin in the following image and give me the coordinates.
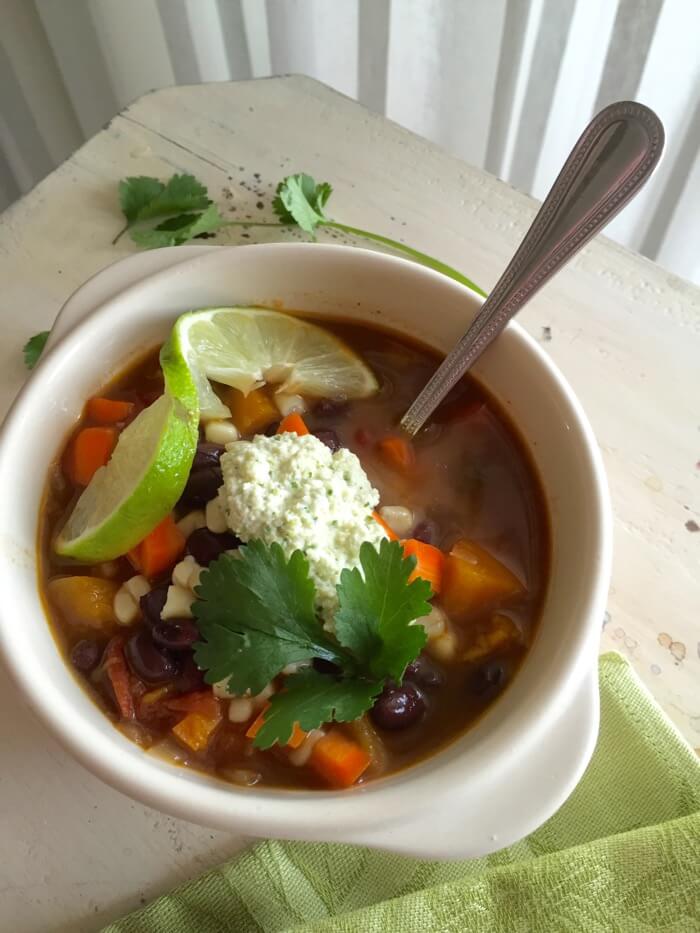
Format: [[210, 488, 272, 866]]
[[104, 653, 700, 932]]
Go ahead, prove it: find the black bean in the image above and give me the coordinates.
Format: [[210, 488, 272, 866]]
[[313, 428, 341, 452], [469, 660, 507, 699], [411, 519, 439, 546], [71, 639, 101, 673], [125, 630, 179, 684], [404, 654, 445, 689], [370, 682, 426, 730], [187, 528, 241, 566], [179, 466, 223, 508], [140, 586, 168, 626], [151, 619, 200, 651], [313, 398, 348, 419], [175, 655, 206, 693], [192, 442, 224, 470]]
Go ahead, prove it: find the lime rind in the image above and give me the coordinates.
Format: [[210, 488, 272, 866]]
[[170, 307, 378, 420], [55, 390, 199, 562]]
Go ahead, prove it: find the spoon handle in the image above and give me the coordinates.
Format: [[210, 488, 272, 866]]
[[400, 100, 664, 436]]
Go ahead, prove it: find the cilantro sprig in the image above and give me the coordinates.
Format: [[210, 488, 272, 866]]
[[113, 174, 226, 246], [21, 169, 485, 370], [113, 170, 486, 298], [193, 538, 432, 749], [270, 173, 486, 297]]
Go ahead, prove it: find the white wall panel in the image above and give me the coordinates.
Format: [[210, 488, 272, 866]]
[[0, 0, 698, 283], [386, 0, 506, 168]]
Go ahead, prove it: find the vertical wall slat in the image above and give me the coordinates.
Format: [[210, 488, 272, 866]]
[[594, 0, 665, 112], [182, 0, 233, 83], [36, 0, 119, 138], [604, 0, 700, 252], [386, 0, 507, 168], [156, 0, 201, 85], [484, 0, 539, 178], [643, 97, 700, 283], [530, 0, 619, 199], [357, 0, 391, 114], [216, 0, 253, 80], [89, 0, 175, 108], [0, 141, 21, 211], [506, 0, 576, 194], [266, 0, 359, 99], [240, 0, 272, 77], [0, 0, 82, 187]]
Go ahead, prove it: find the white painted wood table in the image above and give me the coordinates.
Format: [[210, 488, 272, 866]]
[[0, 77, 698, 933]]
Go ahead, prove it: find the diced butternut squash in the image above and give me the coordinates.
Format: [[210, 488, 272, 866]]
[[227, 387, 279, 435], [402, 538, 445, 594], [441, 540, 524, 620], [246, 703, 307, 749], [172, 709, 222, 753], [171, 693, 223, 752], [47, 576, 120, 636], [309, 729, 371, 788], [461, 613, 522, 662]]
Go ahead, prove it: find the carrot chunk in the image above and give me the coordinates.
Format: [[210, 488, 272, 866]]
[[402, 538, 445, 594], [377, 435, 415, 472], [86, 397, 135, 424], [103, 637, 135, 720], [246, 703, 307, 749], [66, 426, 116, 486], [441, 539, 524, 620], [227, 387, 279, 435], [128, 515, 185, 579], [372, 510, 398, 541], [276, 412, 310, 436], [309, 729, 371, 788]]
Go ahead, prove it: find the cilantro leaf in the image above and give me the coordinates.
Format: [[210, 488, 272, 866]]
[[191, 623, 245, 686], [272, 173, 333, 236], [193, 542, 350, 696], [135, 173, 211, 221], [118, 176, 165, 224], [130, 204, 226, 248], [23, 331, 49, 370], [334, 539, 431, 683], [119, 174, 210, 226], [253, 668, 382, 749]]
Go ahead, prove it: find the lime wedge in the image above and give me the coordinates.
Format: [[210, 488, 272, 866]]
[[55, 384, 199, 562], [164, 307, 379, 420]]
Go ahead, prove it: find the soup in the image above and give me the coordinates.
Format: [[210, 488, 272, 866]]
[[40, 310, 549, 790]]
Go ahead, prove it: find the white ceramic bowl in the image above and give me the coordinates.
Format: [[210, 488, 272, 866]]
[[0, 244, 611, 858]]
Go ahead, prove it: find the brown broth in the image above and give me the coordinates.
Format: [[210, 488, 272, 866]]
[[39, 317, 550, 790]]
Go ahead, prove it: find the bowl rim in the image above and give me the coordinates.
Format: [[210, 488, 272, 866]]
[[0, 243, 612, 841]]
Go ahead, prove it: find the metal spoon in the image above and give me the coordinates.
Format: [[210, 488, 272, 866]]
[[400, 100, 664, 436]]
